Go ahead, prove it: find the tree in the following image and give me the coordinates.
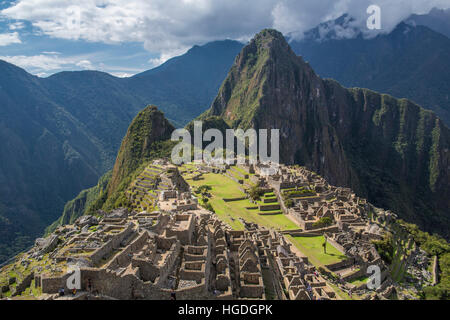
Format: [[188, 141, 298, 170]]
[[313, 217, 333, 229], [203, 202, 215, 213], [249, 186, 264, 201], [197, 185, 212, 197], [285, 198, 294, 208]]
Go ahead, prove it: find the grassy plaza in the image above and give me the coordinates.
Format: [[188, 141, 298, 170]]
[[181, 167, 298, 231]]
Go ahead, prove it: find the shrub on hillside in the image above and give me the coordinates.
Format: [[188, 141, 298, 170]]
[[285, 198, 294, 208], [312, 217, 333, 228], [372, 234, 395, 265], [249, 186, 264, 201]]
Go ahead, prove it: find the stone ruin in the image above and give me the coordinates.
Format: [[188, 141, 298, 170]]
[[2, 160, 428, 300]]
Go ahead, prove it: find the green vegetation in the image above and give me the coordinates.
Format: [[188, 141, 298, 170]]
[[398, 220, 450, 300], [197, 185, 212, 197], [182, 168, 297, 231], [108, 106, 175, 193], [200, 27, 450, 247], [0, 252, 64, 299], [56, 106, 177, 218], [312, 217, 333, 229], [286, 235, 347, 267], [249, 186, 265, 201], [429, 124, 441, 192], [349, 275, 370, 287], [47, 171, 112, 234], [282, 188, 315, 199], [284, 198, 294, 208], [372, 234, 395, 265]]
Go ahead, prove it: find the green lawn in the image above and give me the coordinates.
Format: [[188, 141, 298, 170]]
[[286, 235, 347, 266], [182, 167, 298, 231], [208, 195, 298, 231], [349, 275, 369, 287], [187, 172, 245, 198]]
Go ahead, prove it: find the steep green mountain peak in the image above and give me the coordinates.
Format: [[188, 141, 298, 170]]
[[205, 28, 318, 130], [108, 105, 175, 196]]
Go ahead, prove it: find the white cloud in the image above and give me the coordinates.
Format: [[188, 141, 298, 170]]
[[148, 47, 189, 67], [0, 54, 73, 71], [0, 32, 21, 46], [272, 0, 450, 40], [110, 72, 134, 78], [75, 59, 93, 69], [1, 0, 449, 55], [8, 21, 25, 30], [0, 54, 94, 75]]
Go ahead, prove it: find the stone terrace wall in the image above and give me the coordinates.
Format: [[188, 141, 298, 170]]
[[106, 231, 149, 270], [90, 224, 134, 265], [41, 273, 71, 294], [324, 237, 346, 255], [326, 259, 354, 272]]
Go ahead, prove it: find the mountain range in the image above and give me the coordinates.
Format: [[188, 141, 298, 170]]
[[0, 41, 242, 262], [289, 20, 450, 126], [1, 10, 450, 263], [406, 7, 450, 39]]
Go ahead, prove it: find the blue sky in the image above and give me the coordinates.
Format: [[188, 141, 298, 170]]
[[0, 0, 448, 78], [0, 1, 156, 77]]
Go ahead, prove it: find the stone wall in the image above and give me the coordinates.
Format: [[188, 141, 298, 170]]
[[12, 272, 34, 296], [106, 231, 149, 270], [223, 197, 247, 202], [326, 258, 354, 272], [259, 204, 281, 211], [165, 215, 195, 245], [324, 237, 346, 255], [432, 255, 439, 286], [132, 258, 160, 283], [41, 273, 71, 294], [90, 224, 134, 265]]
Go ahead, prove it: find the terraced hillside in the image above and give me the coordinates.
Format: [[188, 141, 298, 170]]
[[180, 164, 298, 231], [126, 165, 164, 213]]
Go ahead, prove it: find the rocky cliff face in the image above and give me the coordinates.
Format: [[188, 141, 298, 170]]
[[202, 29, 450, 237]]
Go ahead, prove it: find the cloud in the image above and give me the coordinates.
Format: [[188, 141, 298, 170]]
[[148, 47, 189, 67], [0, 32, 21, 46], [8, 21, 25, 30], [0, 53, 93, 75], [75, 59, 93, 69], [0, 51, 147, 77], [1, 0, 449, 57], [110, 72, 134, 78], [272, 0, 450, 40]]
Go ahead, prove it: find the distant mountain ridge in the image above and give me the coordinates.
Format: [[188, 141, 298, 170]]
[[406, 7, 450, 39], [289, 21, 450, 126], [126, 40, 244, 126]]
